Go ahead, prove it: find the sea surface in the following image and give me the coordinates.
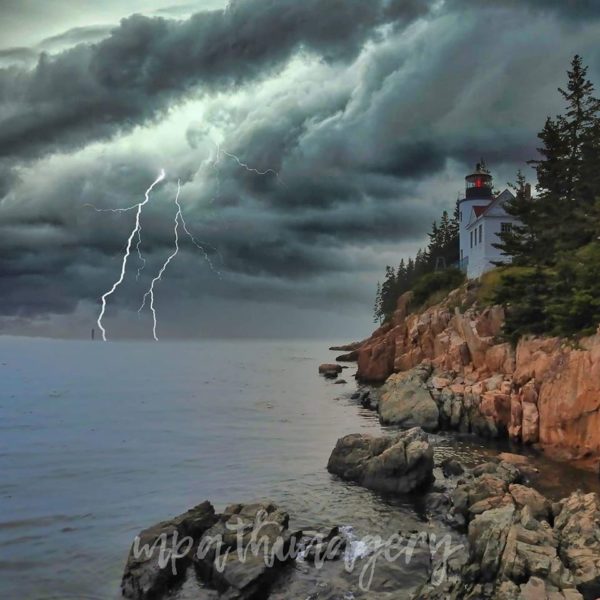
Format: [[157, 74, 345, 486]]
[[1, 336, 599, 599]]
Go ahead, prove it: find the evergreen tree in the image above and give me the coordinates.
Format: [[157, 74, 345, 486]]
[[380, 265, 397, 318], [373, 281, 382, 324], [493, 171, 540, 265], [395, 259, 408, 297], [530, 55, 600, 256]]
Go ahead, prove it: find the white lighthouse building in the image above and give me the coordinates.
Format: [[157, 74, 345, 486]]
[[458, 161, 520, 279]]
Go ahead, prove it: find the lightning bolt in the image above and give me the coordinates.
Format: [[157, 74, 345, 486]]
[[138, 179, 182, 341], [90, 143, 280, 341], [135, 230, 146, 280], [178, 209, 221, 277], [213, 142, 283, 182], [96, 169, 166, 341]]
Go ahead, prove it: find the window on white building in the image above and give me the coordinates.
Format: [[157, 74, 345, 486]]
[[470, 231, 473, 248], [501, 222, 512, 233], [479, 225, 482, 244]]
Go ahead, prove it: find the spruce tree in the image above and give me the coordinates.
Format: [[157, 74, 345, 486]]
[[531, 55, 600, 256], [380, 266, 397, 319], [373, 282, 382, 324]]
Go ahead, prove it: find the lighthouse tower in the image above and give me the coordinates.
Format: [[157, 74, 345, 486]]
[[458, 160, 494, 270]]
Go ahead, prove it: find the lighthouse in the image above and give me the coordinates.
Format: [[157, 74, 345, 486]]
[[458, 160, 519, 279], [458, 161, 494, 271]]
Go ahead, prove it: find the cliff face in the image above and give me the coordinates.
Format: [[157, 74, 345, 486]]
[[356, 288, 600, 466]]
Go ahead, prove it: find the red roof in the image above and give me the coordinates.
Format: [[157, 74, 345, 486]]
[[473, 205, 489, 217]]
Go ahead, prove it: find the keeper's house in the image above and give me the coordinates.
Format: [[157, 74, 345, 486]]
[[458, 161, 525, 279]]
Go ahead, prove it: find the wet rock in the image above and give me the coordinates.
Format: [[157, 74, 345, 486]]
[[327, 427, 434, 494], [121, 501, 217, 600], [318, 363, 342, 376], [193, 502, 294, 599], [300, 526, 346, 563], [329, 341, 362, 352], [358, 389, 378, 411], [441, 458, 465, 478], [334, 379, 347, 385], [335, 351, 358, 362], [379, 365, 439, 431]]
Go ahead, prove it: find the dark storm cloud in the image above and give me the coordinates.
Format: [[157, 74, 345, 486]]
[[2, 0, 600, 337], [446, 0, 600, 21], [0, 0, 430, 160]]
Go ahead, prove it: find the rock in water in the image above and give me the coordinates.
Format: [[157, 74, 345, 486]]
[[122, 501, 295, 600], [194, 502, 293, 598], [441, 457, 465, 478], [378, 365, 440, 431], [318, 363, 342, 374], [335, 350, 358, 362], [327, 427, 434, 493], [121, 501, 217, 599]]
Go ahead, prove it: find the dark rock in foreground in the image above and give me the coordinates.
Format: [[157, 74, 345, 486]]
[[327, 427, 434, 494], [121, 501, 217, 600], [122, 501, 295, 600]]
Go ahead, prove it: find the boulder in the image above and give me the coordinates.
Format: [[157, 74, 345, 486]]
[[379, 366, 439, 431], [194, 502, 293, 598], [319, 363, 342, 378], [509, 484, 551, 522], [336, 351, 358, 362], [327, 427, 434, 493], [121, 501, 217, 599], [554, 491, 600, 599], [441, 458, 465, 478]]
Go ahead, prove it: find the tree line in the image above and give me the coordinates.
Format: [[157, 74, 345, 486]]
[[492, 55, 600, 340], [373, 206, 460, 323]]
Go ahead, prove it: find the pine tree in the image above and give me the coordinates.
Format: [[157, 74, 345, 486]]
[[373, 282, 382, 324], [530, 55, 600, 256], [395, 259, 408, 297], [380, 265, 397, 319]]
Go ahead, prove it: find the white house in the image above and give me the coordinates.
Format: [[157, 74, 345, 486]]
[[458, 161, 521, 279]]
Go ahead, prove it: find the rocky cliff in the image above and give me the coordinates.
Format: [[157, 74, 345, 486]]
[[354, 286, 600, 467]]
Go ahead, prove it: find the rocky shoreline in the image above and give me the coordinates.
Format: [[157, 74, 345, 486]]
[[353, 286, 600, 469], [120, 427, 600, 599], [118, 318, 600, 599], [120, 419, 600, 599]]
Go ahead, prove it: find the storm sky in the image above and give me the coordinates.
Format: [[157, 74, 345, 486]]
[[1, 0, 599, 340]]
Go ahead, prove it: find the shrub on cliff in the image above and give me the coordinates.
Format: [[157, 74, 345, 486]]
[[410, 268, 466, 310], [490, 242, 600, 341]]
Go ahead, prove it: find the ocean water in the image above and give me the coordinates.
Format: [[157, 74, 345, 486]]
[[1, 336, 598, 600], [0, 337, 417, 599]]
